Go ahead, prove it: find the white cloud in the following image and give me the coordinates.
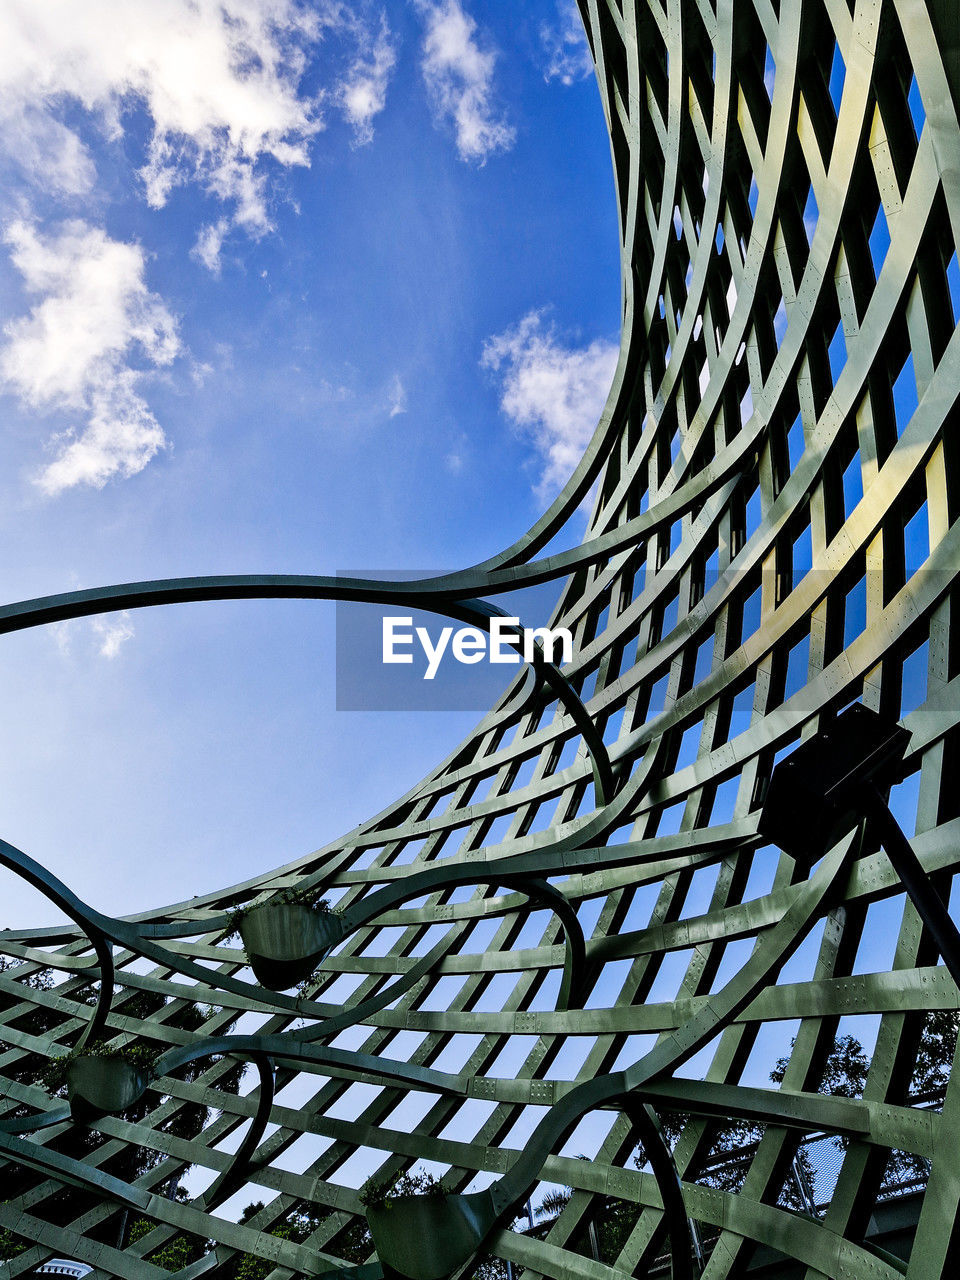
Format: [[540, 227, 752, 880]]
[[481, 310, 617, 498], [93, 613, 135, 658], [190, 358, 215, 387], [0, 0, 332, 250], [51, 619, 74, 658], [191, 219, 231, 274], [2, 109, 97, 196], [388, 373, 407, 417], [541, 1, 593, 86], [51, 611, 135, 658], [414, 0, 514, 162], [0, 219, 180, 494], [338, 15, 398, 144]]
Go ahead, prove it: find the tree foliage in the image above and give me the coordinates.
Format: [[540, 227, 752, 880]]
[[128, 1217, 206, 1272], [0, 1225, 28, 1261]]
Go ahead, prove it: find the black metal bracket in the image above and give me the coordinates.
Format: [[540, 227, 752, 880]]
[[760, 702, 960, 989]]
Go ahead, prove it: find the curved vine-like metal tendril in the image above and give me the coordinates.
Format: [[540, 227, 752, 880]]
[[0, 841, 115, 1050], [0, 576, 614, 806]]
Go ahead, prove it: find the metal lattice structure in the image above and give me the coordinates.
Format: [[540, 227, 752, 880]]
[[1, 0, 960, 1276]]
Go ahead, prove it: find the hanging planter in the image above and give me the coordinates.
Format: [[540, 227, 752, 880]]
[[235, 895, 342, 991], [362, 1173, 491, 1280], [41, 1042, 155, 1119], [67, 1054, 147, 1118]]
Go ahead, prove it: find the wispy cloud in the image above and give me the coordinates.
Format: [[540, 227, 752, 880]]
[[52, 611, 135, 658], [388, 373, 407, 418], [541, 1, 593, 86], [338, 14, 398, 145], [0, 219, 180, 494], [414, 0, 514, 162], [93, 613, 135, 658], [0, 110, 97, 197], [191, 218, 231, 275], [481, 310, 617, 498], [0, 0, 334, 252]]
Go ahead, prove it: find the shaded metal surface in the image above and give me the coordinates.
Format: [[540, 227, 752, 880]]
[[0, 1, 958, 1278]]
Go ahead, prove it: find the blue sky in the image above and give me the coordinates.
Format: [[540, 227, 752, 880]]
[[0, 0, 620, 923]]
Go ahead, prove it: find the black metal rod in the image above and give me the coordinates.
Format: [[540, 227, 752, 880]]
[[619, 1098, 697, 1280], [0, 574, 615, 809], [200, 1053, 275, 1209], [864, 783, 960, 991]]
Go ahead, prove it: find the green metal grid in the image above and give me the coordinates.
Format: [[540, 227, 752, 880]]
[[0, 1, 959, 1276]]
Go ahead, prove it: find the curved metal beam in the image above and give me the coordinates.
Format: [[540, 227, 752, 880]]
[[200, 1052, 275, 1208], [0, 841, 115, 1049], [0, 575, 613, 806], [337, 867, 588, 1009]]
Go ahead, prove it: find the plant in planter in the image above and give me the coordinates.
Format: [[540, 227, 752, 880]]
[[228, 888, 343, 992], [362, 1170, 494, 1280], [359, 1170, 450, 1210], [41, 1041, 157, 1118]]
